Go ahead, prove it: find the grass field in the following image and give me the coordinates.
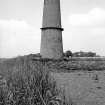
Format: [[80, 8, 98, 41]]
[[0, 55, 105, 105], [0, 55, 71, 105], [52, 71, 105, 105]]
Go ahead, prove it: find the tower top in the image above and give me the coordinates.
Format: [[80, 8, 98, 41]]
[[42, 0, 63, 29]]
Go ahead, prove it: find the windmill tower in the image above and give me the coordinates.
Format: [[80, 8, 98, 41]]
[[40, 0, 64, 59]]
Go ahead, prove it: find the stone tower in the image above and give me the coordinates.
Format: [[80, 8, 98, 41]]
[[40, 0, 63, 59]]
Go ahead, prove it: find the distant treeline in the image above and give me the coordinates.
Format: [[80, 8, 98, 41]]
[[64, 50, 100, 57]]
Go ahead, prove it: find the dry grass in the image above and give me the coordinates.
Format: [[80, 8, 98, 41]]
[[0, 55, 73, 105], [0, 55, 105, 105]]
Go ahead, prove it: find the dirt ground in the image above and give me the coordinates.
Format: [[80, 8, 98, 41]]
[[52, 70, 105, 105]]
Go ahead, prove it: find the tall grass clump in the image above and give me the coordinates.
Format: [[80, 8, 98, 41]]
[[0, 57, 73, 105]]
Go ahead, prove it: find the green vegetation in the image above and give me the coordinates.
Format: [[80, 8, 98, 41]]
[[40, 57, 105, 71], [0, 54, 105, 105], [0, 55, 73, 105]]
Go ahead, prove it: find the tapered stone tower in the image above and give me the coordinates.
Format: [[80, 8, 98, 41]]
[[40, 0, 63, 59]]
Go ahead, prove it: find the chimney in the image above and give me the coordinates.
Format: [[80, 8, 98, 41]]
[[40, 0, 63, 59]]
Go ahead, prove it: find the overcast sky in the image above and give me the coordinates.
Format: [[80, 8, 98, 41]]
[[0, 0, 105, 58]]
